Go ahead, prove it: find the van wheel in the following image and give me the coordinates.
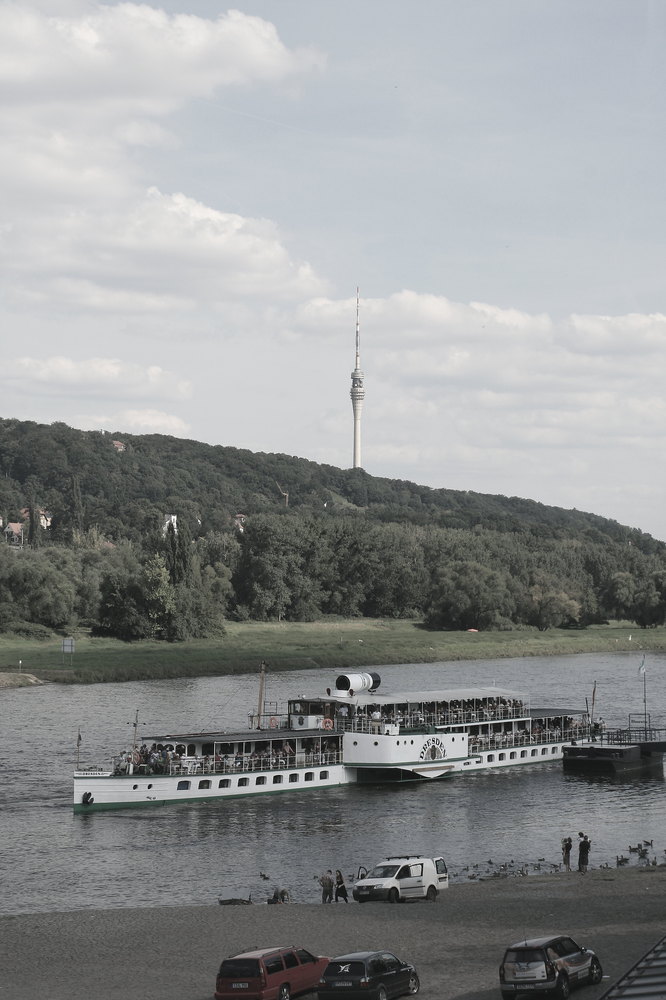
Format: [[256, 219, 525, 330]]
[[278, 985, 290, 1000], [425, 885, 437, 902], [388, 888, 399, 904], [556, 974, 570, 999]]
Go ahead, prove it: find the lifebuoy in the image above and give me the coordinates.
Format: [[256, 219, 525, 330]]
[[269, 717, 278, 728], [81, 791, 94, 806], [322, 718, 334, 730]]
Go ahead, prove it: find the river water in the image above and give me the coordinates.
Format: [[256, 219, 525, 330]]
[[1, 651, 665, 916]]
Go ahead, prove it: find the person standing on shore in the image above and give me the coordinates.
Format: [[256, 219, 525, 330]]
[[561, 836, 572, 872], [319, 870, 334, 903], [334, 870, 348, 903], [578, 834, 591, 874]]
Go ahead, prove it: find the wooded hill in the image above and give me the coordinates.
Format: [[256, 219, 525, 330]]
[[1, 416, 665, 641]]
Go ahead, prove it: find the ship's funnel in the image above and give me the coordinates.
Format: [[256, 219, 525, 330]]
[[335, 672, 380, 694]]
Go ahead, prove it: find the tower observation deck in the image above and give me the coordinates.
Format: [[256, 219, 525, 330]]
[[350, 287, 365, 468]]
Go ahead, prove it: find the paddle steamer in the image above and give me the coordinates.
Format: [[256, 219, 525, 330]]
[[73, 670, 590, 812]]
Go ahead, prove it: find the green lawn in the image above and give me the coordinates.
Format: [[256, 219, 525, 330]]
[[0, 620, 661, 684]]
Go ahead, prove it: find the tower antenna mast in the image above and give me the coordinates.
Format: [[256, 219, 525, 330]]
[[350, 287, 365, 468]]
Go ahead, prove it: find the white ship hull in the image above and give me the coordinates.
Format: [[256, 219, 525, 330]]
[[73, 669, 591, 813], [74, 762, 352, 812]]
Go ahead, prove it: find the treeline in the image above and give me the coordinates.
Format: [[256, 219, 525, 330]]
[[1, 418, 666, 640]]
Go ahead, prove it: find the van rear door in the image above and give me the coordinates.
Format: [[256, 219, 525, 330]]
[[435, 857, 449, 889]]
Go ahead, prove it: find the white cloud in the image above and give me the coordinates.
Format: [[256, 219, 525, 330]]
[[96, 408, 190, 434], [5, 356, 190, 400], [0, 4, 323, 107]]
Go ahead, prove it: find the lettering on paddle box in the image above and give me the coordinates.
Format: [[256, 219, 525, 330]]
[[419, 737, 446, 761]]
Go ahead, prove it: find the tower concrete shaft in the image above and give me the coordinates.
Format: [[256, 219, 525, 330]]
[[350, 287, 365, 468]]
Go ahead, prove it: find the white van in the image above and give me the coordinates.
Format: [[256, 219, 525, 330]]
[[352, 855, 449, 903]]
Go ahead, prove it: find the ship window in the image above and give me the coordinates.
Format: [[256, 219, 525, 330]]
[[499, 753, 505, 761], [187, 744, 196, 756], [510, 752, 517, 759], [177, 780, 190, 790], [551, 746, 559, 753], [487, 754, 495, 762], [273, 775, 283, 784], [320, 770, 329, 779], [147, 783, 153, 789], [531, 749, 537, 756], [218, 778, 230, 788], [373, 741, 379, 746], [256, 776, 266, 785], [521, 750, 527, 758], [353, 741, 358, 746], [198, 779, 211, 789], [305, 772, 314, 781], [132, 784, 138, 790], [238, 777, 249, 786], [289, 773, 299, 783], [202, 743, 214, 756], [541, 748, 548, 755]]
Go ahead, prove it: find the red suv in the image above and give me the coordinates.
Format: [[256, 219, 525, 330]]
[[215, 946, 330, 1000]]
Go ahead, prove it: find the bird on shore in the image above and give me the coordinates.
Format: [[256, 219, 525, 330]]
[[259, 872, 270, 880]]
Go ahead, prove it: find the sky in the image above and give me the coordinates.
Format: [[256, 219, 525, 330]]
[[2, 2, 666, 540]]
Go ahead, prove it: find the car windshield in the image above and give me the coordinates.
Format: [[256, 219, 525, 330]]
[[219, 959, 261, 978], [368, 864, 400, 878], [504, 949, 544, 965], [324, 962, 368, 977]]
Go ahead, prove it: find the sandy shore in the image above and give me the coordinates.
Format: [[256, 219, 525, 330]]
[[2, 867, 665, 1000]]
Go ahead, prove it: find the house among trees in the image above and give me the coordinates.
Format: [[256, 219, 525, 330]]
[[112, 440, 126, 452], [233, 513, 247, 533], [20, 507, 52, 529], [162, 514, 178, 536], [4, 522, 24, 546]]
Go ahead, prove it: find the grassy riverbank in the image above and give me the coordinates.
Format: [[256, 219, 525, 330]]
[[0, 619, 663, 684]]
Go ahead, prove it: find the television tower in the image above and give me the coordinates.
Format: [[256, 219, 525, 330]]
[[350, 287, 365, 468]]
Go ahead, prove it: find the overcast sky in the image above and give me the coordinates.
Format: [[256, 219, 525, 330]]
[[3, 1, 666, 539]]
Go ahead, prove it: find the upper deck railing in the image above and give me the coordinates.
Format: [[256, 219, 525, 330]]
[[112, 748, 342, 777]]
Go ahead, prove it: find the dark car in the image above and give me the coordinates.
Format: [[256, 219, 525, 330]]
[[215, 946, 329, 1000], [499, 935, 603, 999], [317, 951, 420, 1000]]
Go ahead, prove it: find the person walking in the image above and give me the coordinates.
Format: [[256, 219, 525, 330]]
[[334, 870, 348, 903], [319, 869, 334, 903], [561, 836, 572, 872], [578, 834, 591, 874]]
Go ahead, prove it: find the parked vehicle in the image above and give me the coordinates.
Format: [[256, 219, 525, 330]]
[[215, 945, 329, 1000], [352, 855, 448, 903], [499, 935, 603, 998], [318, 951, 420, 1000]]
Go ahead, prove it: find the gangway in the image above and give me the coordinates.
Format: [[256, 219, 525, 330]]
[[602, 729, 666, 752]]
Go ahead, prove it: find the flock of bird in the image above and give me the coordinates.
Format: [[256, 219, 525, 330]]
[[445, 839, 664, 881]]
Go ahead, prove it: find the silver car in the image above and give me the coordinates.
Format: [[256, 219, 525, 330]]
[[499, 935, 603, 999]]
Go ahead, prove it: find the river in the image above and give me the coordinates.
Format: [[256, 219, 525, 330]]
[[1, 650, 664, 915]]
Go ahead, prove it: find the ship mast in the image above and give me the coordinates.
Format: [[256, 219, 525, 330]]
[[255, 660, 267, 730]]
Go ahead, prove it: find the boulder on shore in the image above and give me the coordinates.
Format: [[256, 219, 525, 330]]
[[0, 672, 44, 689]]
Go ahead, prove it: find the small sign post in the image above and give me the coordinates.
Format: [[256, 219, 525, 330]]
[[62, 637, 75, 668]]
